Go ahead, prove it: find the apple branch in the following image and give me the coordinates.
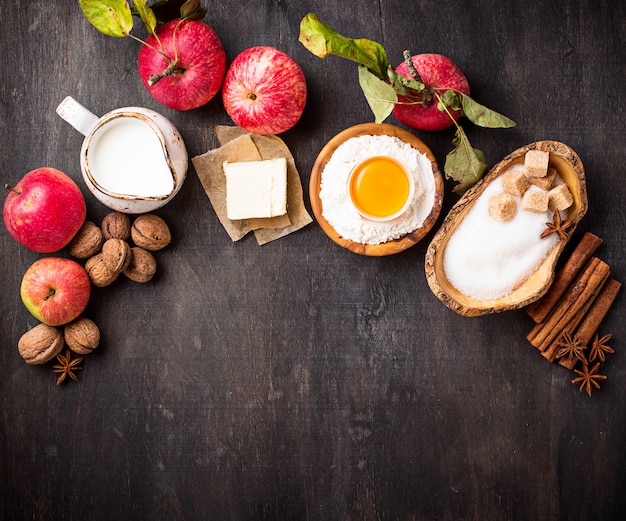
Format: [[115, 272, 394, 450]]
[[402, 50, 432, 103], [148, 62, 186, 85]]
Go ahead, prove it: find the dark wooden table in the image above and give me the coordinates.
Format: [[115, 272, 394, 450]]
[[2, 1, 625, 519]]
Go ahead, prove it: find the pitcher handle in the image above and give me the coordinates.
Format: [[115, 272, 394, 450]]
[[56, 96, 100, 137]]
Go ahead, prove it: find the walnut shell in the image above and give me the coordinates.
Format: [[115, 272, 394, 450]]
[[18, 323, 64, 365], [67, 221, 104, 259], [102, 211, 131, 241], [131, 214, 171, 251], [85, 253, 119, 287], [64, 316, 100, 355], [123, 247, 157, 283], [101, 238, 132, 273]]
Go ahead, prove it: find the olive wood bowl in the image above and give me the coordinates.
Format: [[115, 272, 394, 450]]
[[425, 141, 587, 316], [309, 123, 444, 256]]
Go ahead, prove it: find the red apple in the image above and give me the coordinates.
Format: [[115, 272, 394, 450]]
[[222, 46, 307, 135], [138, 18, 226, 111], [392, 53, 470, 131], [3, 167, 86, 253], [20, 257, 91, 327]]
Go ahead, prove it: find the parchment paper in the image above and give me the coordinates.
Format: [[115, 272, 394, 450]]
[[192, 126, 312, 245]]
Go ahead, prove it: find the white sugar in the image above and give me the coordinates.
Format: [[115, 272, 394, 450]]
[[319, 134, 435, 244], [443, 165, 560, 300]]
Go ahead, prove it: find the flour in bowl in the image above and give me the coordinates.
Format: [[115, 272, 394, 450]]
[[319, 134, 435, 244]]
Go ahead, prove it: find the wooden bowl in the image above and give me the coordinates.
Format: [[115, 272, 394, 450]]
[[309, 123, 444, 256], [425, 141, 587, 316]]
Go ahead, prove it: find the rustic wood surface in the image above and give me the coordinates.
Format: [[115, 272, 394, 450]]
[[1, 1, 625, 519]]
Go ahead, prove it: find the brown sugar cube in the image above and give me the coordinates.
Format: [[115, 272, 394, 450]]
[[529, 167, 557, 190], [548, 183, 574, 211], [501, 169, 529, 196], [525, 150, 550, 177], [521, 189, 550, 212], [488, 193, 517, 222]]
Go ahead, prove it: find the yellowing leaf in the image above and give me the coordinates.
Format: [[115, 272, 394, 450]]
[[299, 13, 389, 79], [79, 0, 133, 38], [132, 0, 157, 35]]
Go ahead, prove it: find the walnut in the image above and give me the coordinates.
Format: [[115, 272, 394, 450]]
[[67, 221, 104, 259], [102, 211, 131, 241], [18, 323, 64, 365], [131, 214, 171, 251], [123, 247, 157, 283], [101, 238, 132, 273], [85, 252, 119, 287], [64, 316, 100, 355]]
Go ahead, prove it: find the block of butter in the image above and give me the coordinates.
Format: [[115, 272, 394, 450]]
[[224, 158, 288, 220]]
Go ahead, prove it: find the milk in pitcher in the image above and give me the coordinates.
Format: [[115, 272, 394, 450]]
[[88, 116, 174, 197]]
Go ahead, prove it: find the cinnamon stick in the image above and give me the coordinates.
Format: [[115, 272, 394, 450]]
[[559, 278, 622, 370], [527, 257, 599, 347], [526, 232, 603, 323], [542, 275, 607, 362], [575, 278, 621, 345], [527, 257, 610, 352]]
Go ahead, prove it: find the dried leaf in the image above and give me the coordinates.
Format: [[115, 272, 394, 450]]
[[444, 127, 488, 194], [438, 89, 462, 112], [358, 66, 396, 123], [387, 68, 426, 98], [459, 93, 516, 128], [180, 0, 206, 20]]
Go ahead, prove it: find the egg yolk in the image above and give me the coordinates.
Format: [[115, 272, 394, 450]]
[[349, 156, 411, 218]]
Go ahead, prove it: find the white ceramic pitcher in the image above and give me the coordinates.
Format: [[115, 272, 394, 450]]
[[56, 96, 188, 213]]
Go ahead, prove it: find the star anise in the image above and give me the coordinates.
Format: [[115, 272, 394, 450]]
[[52, 349, 83, 385], [572, 362, 607, 397], [540, 211, 570, 240], [589, 333, 614, 363], [555, 331, 586, 363]]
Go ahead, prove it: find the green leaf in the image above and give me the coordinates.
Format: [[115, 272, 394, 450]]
[[132, 0, 157, 36], [78, 0, 133, 38], [358, 65, 397, 123], [459, 93, 516, 128], [444, 126, 488, 194], [299, 13, 389, 79]]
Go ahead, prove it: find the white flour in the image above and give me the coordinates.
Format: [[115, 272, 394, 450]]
[[442, 165, 560, 300], [319, 134, 435, 244]]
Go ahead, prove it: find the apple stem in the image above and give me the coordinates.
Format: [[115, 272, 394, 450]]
[[4, 183, 21, 195], [148, 62, 186, 86], [43, 289, 55, 301]]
